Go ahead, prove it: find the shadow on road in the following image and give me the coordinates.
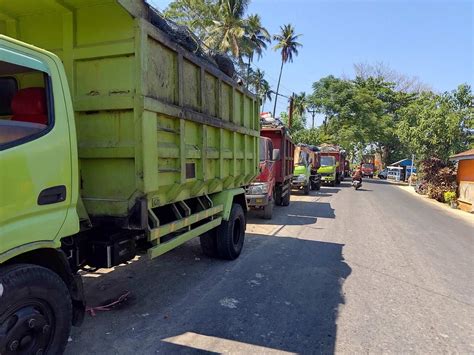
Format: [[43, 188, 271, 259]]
[[249, 200, 336, 225], [67, 234, 351, 354]]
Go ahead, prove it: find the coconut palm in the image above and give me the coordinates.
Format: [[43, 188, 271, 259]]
[[204, 0, 250, 58], [242, 14, 270, 87], [292, 92, 308, 118], [250, 69, 272, 110], [272, 24, 302, 117], [259, 80, 272, 111]]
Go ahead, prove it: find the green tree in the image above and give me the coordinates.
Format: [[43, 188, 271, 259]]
[[397, 91, 469, 162], [249, 68, 272, 110], [204, 0, 250, 58], [242, 14, 270, 87], [272, 24, 302, 117], [292, 92, 308, 118], [164, 0, 218, 37]]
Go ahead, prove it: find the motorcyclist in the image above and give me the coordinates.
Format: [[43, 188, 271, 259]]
[[352, 166, 363, 182]]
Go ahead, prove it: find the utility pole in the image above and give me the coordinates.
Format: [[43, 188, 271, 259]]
[[307, 106, 317, 129], [409, 154, 415, 186], [288, 93, 294, 129]]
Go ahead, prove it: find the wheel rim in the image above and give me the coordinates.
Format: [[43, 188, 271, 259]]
[[232, 218, 242, 246], [0, 300, 54, 355]]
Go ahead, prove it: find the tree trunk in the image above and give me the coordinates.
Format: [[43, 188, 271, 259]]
[[272, 60, 285, 118], [246, 55, 252, 90]]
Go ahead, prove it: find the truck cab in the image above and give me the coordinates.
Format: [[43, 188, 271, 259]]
[[318, 155, 337, 187], [246, 137, 279, 219], [361, 163, 375, 178], [292, 145, 311, 194]]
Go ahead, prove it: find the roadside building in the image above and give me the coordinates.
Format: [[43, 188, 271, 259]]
[[389, 158, 416, 181], [450, 149, 474, 212]]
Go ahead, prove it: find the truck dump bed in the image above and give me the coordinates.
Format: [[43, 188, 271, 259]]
[[0, 0, 259, 222], [261, 126, 294, 183]]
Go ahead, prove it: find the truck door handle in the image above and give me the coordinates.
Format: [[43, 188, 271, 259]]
[[38, 185, 67, 205]]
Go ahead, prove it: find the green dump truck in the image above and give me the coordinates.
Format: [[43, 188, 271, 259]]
[[0, 1, 259, 353]]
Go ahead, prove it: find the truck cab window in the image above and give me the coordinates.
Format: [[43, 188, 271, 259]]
[[0, 60, 52, 149], [0, 77, 17, 115]]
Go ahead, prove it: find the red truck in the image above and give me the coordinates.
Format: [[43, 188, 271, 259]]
[[247, 125, 295, 219], [362, 154, 375, 178], [318, 144, 347, 185]]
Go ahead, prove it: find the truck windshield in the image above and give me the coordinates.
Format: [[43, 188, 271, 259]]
[[362, 164, 373, 169], [321, 156, 335, 166], [295, 151, 308, 165]]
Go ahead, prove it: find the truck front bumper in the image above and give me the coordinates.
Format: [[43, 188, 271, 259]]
[[291, 180, 307, 188], [320, 175, 335, 183], [246, 194, 269, 207]]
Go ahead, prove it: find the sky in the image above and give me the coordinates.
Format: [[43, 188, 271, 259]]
[[149, 0, 473, 126]]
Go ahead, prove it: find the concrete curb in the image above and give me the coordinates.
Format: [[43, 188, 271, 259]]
[[397, 185, 474, 226]]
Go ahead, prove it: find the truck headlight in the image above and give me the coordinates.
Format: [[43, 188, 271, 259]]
[[248, 182, 269, 195]]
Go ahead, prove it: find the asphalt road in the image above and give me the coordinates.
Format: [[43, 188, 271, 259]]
[[66, 179, 474, 354]]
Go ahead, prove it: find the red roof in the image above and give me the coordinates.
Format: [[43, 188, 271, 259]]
[[450, 149, 474, 161]]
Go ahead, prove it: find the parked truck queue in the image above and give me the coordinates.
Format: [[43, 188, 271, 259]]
[[0, 1, 260, 353], [0, 1, 352, 354]]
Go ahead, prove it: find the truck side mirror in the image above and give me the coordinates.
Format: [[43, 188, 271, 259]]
[[272, 149, 280, 161]]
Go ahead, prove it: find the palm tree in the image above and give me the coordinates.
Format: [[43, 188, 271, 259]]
[[272, 24, 302, 117], [242, 14, 270, 88], [292, 92, 308, 117], [250, 69, 272, 110], [204, 0, 250, 58], [259, 80, 272, 111]]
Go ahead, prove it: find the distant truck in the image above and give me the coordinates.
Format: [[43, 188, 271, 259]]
[[292, 144, 321, 194], [362, 154, 376, 178], [0, 2, 259, 352], [318, 155, 337, 186], [246, 126, 294, 219], [318, 144, 347, 185], [344, 160, 351, 177]]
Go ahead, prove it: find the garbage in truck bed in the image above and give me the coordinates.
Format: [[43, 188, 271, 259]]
[[147, 3, 235, 77]]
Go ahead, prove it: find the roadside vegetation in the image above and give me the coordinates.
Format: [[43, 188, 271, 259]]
[[163, 0, 473, 168]]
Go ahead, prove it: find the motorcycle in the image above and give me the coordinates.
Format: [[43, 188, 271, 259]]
[[352, 179, 362, 190]]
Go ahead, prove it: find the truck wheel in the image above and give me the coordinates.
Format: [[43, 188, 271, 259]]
[[263, 198, 274, 219], [330, 180, 336, 187], [0, 264, 72, 355], [281, 190, 290, 206], [336, 175, 341, 185], [200, 229, 218, 257], [275, 188, 282, 206], [303, 183, 310, 195], [216, 203, 246, 260]]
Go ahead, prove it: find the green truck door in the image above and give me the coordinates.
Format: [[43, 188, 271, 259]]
[[0, 40, 73, 253]]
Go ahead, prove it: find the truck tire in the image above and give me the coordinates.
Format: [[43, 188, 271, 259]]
[[330, 180, 336, 187], [263, 198, 274, 219], [0, 264, 72, 355], [200, 229, 218, 257], [216, 203, 246, 260], [303, 183, 310, 195], [281, 190, 291, 206], [275, 188, 282, 206]]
